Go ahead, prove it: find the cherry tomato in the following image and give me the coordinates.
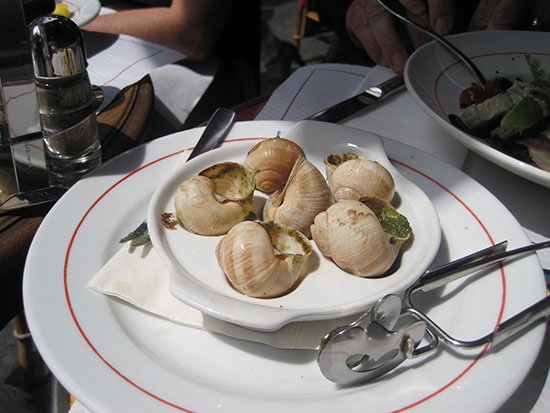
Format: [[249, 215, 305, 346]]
[[459, 86, 486, 108], [458, 78, 513, 108]]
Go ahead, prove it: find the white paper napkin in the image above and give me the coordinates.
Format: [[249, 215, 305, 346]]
[[87, 242, 357, 350]]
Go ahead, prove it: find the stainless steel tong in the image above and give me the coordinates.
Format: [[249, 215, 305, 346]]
[[318, 240, 550, 386]]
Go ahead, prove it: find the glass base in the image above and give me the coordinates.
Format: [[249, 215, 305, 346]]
[[46, 145, 102, 187]]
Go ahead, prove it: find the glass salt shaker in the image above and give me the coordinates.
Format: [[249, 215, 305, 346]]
[[29, 14, 102, 187]]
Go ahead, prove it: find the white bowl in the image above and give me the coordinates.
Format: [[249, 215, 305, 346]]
[[405, 30, 550, 188]]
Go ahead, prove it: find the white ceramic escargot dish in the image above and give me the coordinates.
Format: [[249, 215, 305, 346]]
[[147, 121, 441, 331]]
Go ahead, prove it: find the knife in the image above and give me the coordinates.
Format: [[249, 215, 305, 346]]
[[306, 75, 405, 122], [187, 107, 235, 160]]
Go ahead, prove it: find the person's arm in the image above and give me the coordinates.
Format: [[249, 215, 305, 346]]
[[84, 0, 232, 60]]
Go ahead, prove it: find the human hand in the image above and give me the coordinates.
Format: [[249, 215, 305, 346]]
[[345, 0, 456, 72], [468, 0, 534, 30], [529, 0, 550, 31], [468, 0, 550, 31]]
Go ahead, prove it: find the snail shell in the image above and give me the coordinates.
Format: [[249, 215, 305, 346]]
[[323, 152, 361, 179], [216, 221, 312, 298], [263, 156, 331, 238], [324, 154, 395, 203], [243, 137, 306, 193], [174, 162, 255, 236], [310, 199, 410, 277]]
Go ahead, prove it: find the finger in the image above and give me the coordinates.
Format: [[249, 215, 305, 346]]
[[346, 0, 408, 70], [400, 0, 432, 49], [346, 0, 384, 65], [406, 25, 432, 51], [469, 0, 498, 30], [486, 0, 530, 29], [367, 0, 410, 70], [470, 0, 529, 31], [426, 0, 456, 34]]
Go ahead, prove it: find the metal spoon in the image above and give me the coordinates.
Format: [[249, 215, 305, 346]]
[[377, 0, 486, 87]]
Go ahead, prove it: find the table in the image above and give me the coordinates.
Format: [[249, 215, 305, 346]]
[[7, 61, 550, 412]]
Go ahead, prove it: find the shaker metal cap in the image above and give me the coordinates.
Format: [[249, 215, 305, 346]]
[[29, 14, 87, 78]]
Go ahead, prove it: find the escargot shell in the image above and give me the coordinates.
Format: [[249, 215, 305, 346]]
[[216, 221, 312, 298], [324, 154, 395, 202], [324, 152, 361, 179], [243, 137, 306, 193], [310, 199, 411, 277], [263, 156, 331, 238], [174, 162, 255, 236]]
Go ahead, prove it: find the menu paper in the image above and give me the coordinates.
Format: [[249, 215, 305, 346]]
[[84, 32, 186, 113], [256, 64, 470, 169]]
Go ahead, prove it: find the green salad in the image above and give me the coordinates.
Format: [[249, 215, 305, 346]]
[[451, 55, 550, 172]]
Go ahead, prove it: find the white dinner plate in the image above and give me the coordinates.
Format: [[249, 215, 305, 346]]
[[23, 121, 547, 412], [405, 30, 550, 189], [57, 0, 100, 27], [148, 122, 441, 331]]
